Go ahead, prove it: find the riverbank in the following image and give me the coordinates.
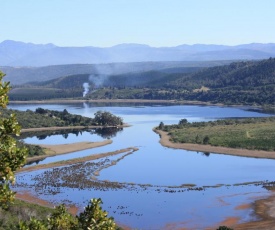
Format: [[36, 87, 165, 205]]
[[9, 98, 221, 106], [26, 139, 113, 163], [154, 129, 275, 159]]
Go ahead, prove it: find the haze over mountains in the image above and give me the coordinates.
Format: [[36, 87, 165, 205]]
[[1, 40, 275, 67]]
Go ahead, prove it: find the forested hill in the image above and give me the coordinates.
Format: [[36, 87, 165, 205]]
[[160, 58, 275, 105], [8, 58, 275, 105], [166, 58, 275, 90], [87, 58, 275, 105], [28, 74, 90, 89]]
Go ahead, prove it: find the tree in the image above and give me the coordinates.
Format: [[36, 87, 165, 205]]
[[203, 136, 210, 145], [0, 71, 28, 209], [77, 198, 117, 230], [93, 111, 123, 126], [158, 121, 164, 130], [178, 119, 188, 126], [48, 204, 78, 229]]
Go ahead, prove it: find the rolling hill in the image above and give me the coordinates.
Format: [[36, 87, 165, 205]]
[[1, 61, 230, 85]]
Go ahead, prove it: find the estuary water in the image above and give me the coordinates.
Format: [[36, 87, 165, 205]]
[[10, 102, 275, 229]]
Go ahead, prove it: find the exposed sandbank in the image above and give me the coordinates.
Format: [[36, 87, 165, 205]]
[[154, 129, 275, 159], [26, 139, 113, 163], [217, 192, 275, 230]]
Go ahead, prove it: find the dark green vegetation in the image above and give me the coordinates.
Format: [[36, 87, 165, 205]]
[[158, 116, 275, 151], [3, 61, 226, 85], [1, 107, 123, 158], [0, 71, 27, 209], [0, 198, 120, 230], [1, 108, 123, 129], [18, 198, 120, 230], [8, 58, 275, 106], [88, 58, 275, 105], [16, 142, 45, 158]]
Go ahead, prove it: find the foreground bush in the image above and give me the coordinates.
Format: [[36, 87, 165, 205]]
[[18, 198, 120, 230]]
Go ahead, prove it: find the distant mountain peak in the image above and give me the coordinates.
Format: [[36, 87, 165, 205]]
[[1, 40, 275, 67], [111, 43, 151, 48]]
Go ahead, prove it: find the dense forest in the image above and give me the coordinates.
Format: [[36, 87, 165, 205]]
[[1, 108, 123, 128], [7, 58, 275, 105]]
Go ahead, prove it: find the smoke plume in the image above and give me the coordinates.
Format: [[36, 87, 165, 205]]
[[89, 74, 108, 88], [83, 82, 90, 97]]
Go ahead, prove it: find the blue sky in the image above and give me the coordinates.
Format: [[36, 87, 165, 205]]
[[1, 0, 275, 47]]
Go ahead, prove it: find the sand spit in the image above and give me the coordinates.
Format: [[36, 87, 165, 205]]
[[25, 139, 113, 163]]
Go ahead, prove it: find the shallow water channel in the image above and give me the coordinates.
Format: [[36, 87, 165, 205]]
[[10, 102, 275, 229]]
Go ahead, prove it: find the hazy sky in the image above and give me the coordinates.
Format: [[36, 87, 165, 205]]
[[1, 0, 275, 47]]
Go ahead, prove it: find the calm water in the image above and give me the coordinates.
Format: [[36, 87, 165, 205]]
[[10, 103, 274, 229]]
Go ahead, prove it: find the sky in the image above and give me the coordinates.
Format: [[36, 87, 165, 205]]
[[1, 0, 275, 47]]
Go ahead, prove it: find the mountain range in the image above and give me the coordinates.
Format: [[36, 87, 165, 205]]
[[1, 40, 275, 67]]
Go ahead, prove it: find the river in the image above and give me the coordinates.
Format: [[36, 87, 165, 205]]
[[10, 102, 275, 229]]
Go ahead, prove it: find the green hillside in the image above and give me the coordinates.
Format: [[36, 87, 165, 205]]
[[7, 58, 275, 105]]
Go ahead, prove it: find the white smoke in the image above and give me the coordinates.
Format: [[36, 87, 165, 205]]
[[83, 82, 90, 97], [89, 74, 108, 88]]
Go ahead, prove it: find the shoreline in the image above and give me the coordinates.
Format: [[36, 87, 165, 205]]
[[9, 98, 223, 106], [217, 192, 275, 230], [154, 129, 275, 159], [9, 98, 274, 110]]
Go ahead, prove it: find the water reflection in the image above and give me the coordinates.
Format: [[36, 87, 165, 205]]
[[21, 127, 123, 141], [90, 127, 123, 139], [202, 152, 210, 157]]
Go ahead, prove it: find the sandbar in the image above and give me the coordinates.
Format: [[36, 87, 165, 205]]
[[154, 129, 275, 159], [19, 147, 138, 173], [26, 139, 112, 163]]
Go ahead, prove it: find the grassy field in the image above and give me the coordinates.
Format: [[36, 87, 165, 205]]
[[163, 117, 275, 151]]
